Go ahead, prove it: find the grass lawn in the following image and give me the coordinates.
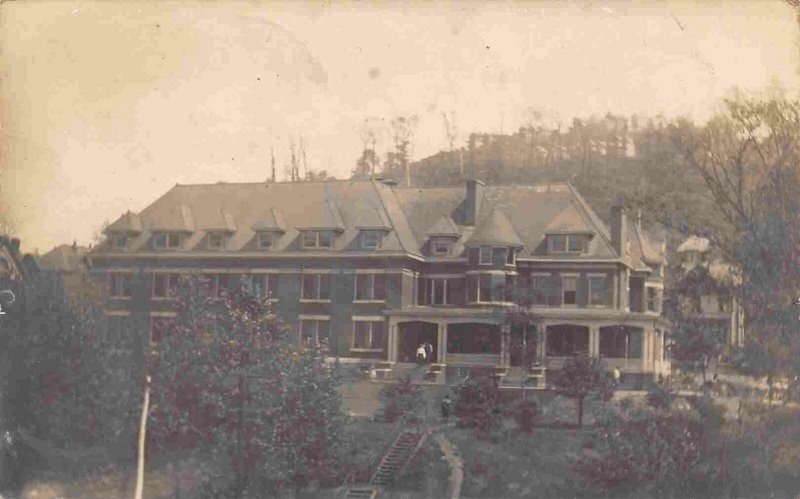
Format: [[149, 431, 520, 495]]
[[445, 424, 594, 499]]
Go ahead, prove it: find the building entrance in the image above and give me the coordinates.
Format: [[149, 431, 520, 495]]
[[397, 321, 438, 363]]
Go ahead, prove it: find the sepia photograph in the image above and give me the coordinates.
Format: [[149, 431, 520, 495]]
[[1, 1, 800, 497]]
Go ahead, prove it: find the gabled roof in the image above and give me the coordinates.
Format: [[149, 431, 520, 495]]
[[251, 207, 286, 232], [466, 208, 525, 248], [38, 244, 89, 273], [203, 209, 237, 233], [426, 215, 460, 237], [106, 211, 142, 233]]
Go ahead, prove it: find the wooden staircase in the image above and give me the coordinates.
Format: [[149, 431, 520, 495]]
[[370, 430, 424, 486]]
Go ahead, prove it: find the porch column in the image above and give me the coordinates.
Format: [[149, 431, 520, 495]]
[[589, 326, 600, 357], [437, 322, 447, 364], [500, 324, 510, 366], [536, 325, 546, 364], [387, 318, 397, 362]]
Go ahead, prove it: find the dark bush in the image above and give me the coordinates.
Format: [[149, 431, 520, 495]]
[[508, 398, 539, 433], [455, 374, 502, 439], [379, 376, 423, 423]]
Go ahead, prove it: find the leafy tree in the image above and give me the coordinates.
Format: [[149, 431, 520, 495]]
[[575, 411, 716, 495], [552, 353, 613, 427], [1, 272, 139, 489], [148, 274, 347, 496], [668, 320, 727, 384], [454, 373, 503, 439]]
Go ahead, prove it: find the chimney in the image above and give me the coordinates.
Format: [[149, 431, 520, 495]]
[[465, 179, 484, 226], [609, 200, 627, 258]]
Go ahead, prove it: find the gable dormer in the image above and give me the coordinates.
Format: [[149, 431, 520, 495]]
[[355, 205, 393, 250], [203, 210, 237, 250], [150, 205, 194, 251], [298, 199, 345, 250], [425, 215, 460, 256], [464, 208, 524, 265], [251, 207, 286, 250], [104, 211, 143, 250]]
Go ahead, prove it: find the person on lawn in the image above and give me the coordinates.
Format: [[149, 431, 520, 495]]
[[441, 395, 452, 423]]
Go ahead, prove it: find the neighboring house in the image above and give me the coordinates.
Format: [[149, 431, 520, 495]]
[[37, 242, 96, 302], [88, 179, 670, 386], [675, 236, 744, 349], [0, 236, 38, 283]]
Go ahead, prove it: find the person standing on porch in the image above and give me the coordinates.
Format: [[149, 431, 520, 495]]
[[424, 342, 434, 363], [416, 344, 427, 364], [613, 367, 621, 388]]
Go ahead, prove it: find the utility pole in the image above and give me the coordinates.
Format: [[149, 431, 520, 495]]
[[270, 147, 276, 183]]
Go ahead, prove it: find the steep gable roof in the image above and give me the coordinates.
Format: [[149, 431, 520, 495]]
[[466, 208, 524, 247], [426, 215, 460, 237], [106, 211, 142, 233]]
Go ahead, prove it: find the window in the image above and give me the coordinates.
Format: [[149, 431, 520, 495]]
[[207, 232, 226, 249], [531, 274, 553, 306], [354, 274, 386, 301], [352, 320, 385, 351], [152, 273, 179, 298], [507, 248, 516, 265], [492, 247, 508, 266], [479, 246, 492, 265], [108, 273, 132, 298], [479, 274, 492, 302], [302, 230, 334, 249], [588, 275, 608, 306], [549, 234, 584, 254], [202, 274, 235, 298], [111, 235, 128, 249], [431, 278, 446, 305], [150, 316, 174, 344], [561, 275, 577, 306], [251, 274, 278, 299], [446, 278, 465, 305], [360, 230, 382, 250], [431, 237, 452, 256], [257, 232, 274, 249], [301, 319, 330, 348], [154, 232, 182, 250], [302, 274, 331, 300]]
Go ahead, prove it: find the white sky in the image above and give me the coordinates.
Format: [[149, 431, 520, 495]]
[[1, 0, 799, 253]]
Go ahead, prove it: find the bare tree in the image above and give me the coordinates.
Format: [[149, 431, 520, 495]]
[[385, 115, 419, 186]]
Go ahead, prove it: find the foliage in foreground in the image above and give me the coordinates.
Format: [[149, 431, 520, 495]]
[[148, 275, 348, 496], [551, 353, 613, 427], [454, 374, 503, 439]]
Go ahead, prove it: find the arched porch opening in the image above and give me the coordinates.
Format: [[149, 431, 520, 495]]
[[397, 321, 439, 363], [545, 324, 589, 357], [599, 325, 643, 359]]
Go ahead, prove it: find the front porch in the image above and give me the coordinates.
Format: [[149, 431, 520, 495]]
[[374, 309, 671, 386]]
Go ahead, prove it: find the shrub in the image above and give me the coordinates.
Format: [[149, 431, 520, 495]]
[[379, 376, 423, 423], [508, 398, 539, 433], [455, 374, 503, 439], [646, 386, 673, 412], [575, 412, 716, 495]]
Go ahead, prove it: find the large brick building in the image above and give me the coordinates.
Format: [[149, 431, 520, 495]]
[[89, 179, 670, 386]]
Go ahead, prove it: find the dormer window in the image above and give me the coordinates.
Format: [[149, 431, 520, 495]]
[[548, 234, 585, 254], [360, 230, 383, 250], [257, 232, 274, 249], [303, 230, 334, 249], [207, 232, 227, 250], [154, 232, 183, 250], [111, 235, 128, 250], [431, 237, 453, 256]]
